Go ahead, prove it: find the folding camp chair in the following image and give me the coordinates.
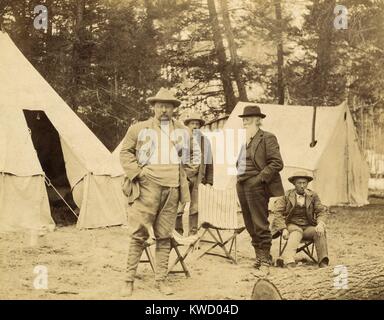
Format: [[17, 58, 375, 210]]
[[272, 205, 331, 265], [167, 231, 200, 278], [139, 233, 194, 278], [276, 230, 318, 264], [196, 184, 245, 264]]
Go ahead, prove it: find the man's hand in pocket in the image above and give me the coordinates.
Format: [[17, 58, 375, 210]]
[[249, 175, 263, 187]]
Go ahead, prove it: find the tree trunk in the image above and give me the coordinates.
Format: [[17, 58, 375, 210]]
[[207, 0, 237, 114], [274, 0, 285, 105], [42, 0, 53, 79], [219, 0, 248, 102], [252, 259, 384, 300], [114, 65, 118, 98], [312, 0, 335, 105], [0, 3, 5, 27], [310, 0, 335, 146], [46, 0, 53, 38], [71, 0, 86, 111]]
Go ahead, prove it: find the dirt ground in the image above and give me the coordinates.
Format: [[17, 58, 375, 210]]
[[1, 197, 383, 300]]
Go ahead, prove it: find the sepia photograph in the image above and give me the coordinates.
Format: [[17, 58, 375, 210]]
[[0, 0, 383, 303]]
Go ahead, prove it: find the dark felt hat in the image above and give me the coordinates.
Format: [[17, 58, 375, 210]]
[[238, 105, 266, 118]]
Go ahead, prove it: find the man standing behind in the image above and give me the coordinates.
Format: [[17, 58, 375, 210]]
[[175, 112, 214, 236], [120, 88, 191, 297], [236, 104, 284, 270]]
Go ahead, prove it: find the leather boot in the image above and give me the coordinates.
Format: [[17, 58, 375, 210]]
[[126, 238, 144, 283], [260, 248, 273, 266], [254, 247, 271, 275], [260, 248, 272, 274], [188, 213, 198, 236], [155, 280, 174, 295], [121, 281, 134, 297], [253, 247, 262, 269], [175, 213, 184, 236], [155, 239, 171, 282], [155, 239, 174, 295]]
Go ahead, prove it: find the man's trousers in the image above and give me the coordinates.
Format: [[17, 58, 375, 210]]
[[236, 177, 272, 250], [125, 175, 179, 282], [175, 175, 198, 236], [282, 223, 329, 265]]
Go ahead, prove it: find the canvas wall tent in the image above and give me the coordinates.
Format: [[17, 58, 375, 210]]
[[113, 141, 123, 161], [205, 101, 369, 206], [112, 141, 125, 191], [0, 32, 126, 231]]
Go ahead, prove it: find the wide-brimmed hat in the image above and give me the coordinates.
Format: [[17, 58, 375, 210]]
[[146, 88, 181, 107], [288, 171, 314, 184], [184, 112, 205, 126], [238, 105, 266, 119]]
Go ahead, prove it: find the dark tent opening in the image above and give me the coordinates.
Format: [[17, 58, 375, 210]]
[[23, 110, 78, 226]]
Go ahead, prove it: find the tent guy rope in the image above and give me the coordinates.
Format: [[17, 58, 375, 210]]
[[44, 176, 79, 218]]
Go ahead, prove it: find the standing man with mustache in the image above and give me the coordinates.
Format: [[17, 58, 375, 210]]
[[120, 88, 192, 297], [236, 104, 284, 272]]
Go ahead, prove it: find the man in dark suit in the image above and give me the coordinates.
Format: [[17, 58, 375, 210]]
[[236, 104, 284, 270]]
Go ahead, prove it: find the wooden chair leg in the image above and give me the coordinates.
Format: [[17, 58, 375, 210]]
[[141, 245, 155, 273], [197, 228, 209, 246], [215, 230, 236, 263], [228, 235, 235, 256], [227, 234, 238, 263], [299, 242, 318, 264], [197, 227, 222, 259], [197, 228, 239, 264], [310, 243, 317, 263], [168, 245, 193, 273], [279, 235, 288, 256], [234, 236, 237, 263], [172, 244, 191, 278], [148, 248, 155, 272], [168, 239, 191, 278]]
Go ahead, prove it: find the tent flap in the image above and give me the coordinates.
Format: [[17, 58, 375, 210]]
[[0, 174, 54, 233], [76, 174, 127, 229]]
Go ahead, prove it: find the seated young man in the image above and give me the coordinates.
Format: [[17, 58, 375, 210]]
[[273, 171, 329, 268]]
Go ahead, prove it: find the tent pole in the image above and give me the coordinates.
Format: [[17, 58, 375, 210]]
[[310, 106, 318, 147], [345, 106, 350, 203]]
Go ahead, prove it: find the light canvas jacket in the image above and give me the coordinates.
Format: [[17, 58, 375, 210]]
[[120, 117, 191, 205]]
